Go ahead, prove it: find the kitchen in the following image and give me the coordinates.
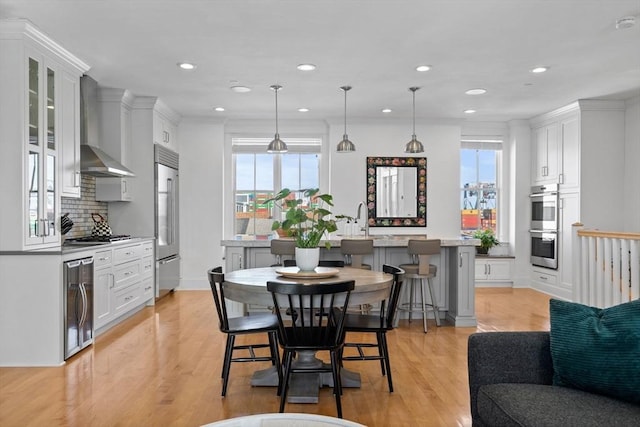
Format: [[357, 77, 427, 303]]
[[1, 1, 639, 372]]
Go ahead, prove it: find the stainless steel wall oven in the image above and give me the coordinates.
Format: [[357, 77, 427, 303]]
[[529, 184, 559, 269]]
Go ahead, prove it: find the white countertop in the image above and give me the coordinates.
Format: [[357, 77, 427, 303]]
[[221, 235, 479, 248]]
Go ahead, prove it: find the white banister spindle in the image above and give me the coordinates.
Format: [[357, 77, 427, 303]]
[[572, 228, 640, 308], [631, 240, 639, 301]]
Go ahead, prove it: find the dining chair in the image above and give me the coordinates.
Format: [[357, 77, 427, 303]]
[[282, 259, 345, 268], [397, 239, 442, 333], [267, 280, 355, 418], [207, 267, 282, 397], [270, 239, 296, 266], [340, 264, 405, 392]]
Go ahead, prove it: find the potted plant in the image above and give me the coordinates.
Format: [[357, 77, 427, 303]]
[[473, 228, 500, 255], [267, 188, 348, 270]]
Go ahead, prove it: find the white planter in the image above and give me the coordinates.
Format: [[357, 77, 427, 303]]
[[295, 247, 320, 271]]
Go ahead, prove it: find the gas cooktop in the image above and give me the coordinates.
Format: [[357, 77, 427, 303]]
[[64, 235, 132, 245]]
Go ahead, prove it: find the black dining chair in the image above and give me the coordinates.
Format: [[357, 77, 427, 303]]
[[267, 280, 355, 418], [340, 264, 405, 392], [282, 259, 345, 268], [207, 267, 282, 397]]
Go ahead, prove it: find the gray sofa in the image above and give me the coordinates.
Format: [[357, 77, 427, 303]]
[[467, 331, 640, 427]]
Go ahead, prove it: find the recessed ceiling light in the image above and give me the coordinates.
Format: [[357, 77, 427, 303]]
[[214, 107, 225, 112], [230, 85, 251, 93], [531, 66, 549, 73], [465, 88, 487, 95], [464, 109, 476, 114], [177, 62, 196, 70], [416, 65, 431, 72], [381, 108, 392, 113], [297, 63, 316, 71], [298, 108, 309, 112], [616, 16, 636, 29]]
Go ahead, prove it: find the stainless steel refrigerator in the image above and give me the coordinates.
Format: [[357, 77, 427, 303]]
[[155, 145, 180, 298]]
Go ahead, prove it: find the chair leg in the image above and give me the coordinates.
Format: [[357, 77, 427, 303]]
[[330, 351, 343, 418], [221, 335, 235, 396], [408, 279, 414, 324], [269, 332, 283, 396], [427, 277, 441, 327], [380, 332, 394, 392], [420, 278, 428, 333], [377, 331, 386, 376], [279, 350, 294, 412], [221, 335, 232, 378]]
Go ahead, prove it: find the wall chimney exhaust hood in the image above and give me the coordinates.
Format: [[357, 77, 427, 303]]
[[80, 145, 135, 177], [80, 75, 135, 177]]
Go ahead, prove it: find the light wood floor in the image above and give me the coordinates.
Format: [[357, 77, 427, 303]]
[[0, 287, 551, 427]]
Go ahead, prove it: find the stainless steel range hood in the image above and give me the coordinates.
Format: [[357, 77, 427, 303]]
[[80, 75, 135, 177], [80, 145, 135, 177]]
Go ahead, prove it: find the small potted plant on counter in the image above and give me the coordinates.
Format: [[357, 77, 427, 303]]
[[473, 228, 500, 255], [267, 188, 349, 270]]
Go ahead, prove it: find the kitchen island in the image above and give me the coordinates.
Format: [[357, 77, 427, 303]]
[[220, 236, 479, 327]]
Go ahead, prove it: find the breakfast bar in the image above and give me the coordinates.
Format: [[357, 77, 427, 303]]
[[221, 236, 478, 327]]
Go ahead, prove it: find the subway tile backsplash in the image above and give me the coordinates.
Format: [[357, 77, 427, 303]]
[[61, 175, 108, 239]]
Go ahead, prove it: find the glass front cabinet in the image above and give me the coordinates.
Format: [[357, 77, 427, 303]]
[[0, 20, 89, 250]]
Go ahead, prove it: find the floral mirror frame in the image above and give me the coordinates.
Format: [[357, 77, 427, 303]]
[[366, 156, 427, 227]]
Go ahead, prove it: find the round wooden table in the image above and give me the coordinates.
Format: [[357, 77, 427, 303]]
[[223, 266, 393, 403]]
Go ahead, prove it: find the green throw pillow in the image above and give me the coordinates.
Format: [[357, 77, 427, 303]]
[[549, 298, 640, 404]]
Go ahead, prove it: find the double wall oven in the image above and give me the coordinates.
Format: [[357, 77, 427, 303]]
[[529, 184, 558, 269]]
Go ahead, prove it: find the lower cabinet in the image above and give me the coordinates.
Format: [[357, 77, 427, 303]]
[[93, 240, 155, 332], [475, 257, 514, 287]]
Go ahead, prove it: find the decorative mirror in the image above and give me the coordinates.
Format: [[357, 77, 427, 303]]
[[366, 157, 426, 227]]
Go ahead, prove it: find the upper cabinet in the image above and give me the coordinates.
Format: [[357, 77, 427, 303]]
[[0, 20, 90, 250], [531, 122, 559, 185], [153, 101, 180, 152]]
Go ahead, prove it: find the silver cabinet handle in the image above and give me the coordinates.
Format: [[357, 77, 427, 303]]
[[459, 253, 462, 268]]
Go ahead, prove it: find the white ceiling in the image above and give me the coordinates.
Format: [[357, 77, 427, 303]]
[[1, 0, 639, 123]]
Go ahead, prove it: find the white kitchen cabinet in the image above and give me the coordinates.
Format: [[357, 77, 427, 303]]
[[531, 123, 559, 185], [153, 106, 179, 152], [475, 257, 513, 287], [0, 20, 89, 250], [95, 177, 133, 201], [93, 239, 155, 333], [59, 69, 82, 197]]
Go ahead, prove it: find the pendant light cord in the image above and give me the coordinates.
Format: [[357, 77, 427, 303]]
[[344, 89, 348, 135], [275, 87, 279, 134]]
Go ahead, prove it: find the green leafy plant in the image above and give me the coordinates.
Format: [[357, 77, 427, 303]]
[[473, 228, 500, 253], [267, 188, 349, 249]]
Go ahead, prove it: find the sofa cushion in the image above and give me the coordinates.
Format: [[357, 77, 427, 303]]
[[549, 298, 640, 404], [477, 383, 640, 427]]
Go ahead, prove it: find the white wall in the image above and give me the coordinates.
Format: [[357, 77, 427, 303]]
[[624, 96, 640, 232], [178, 118, 225, 290], [329, 119, 462, 238]]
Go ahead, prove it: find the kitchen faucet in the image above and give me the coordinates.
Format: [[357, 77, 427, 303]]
[[355, 201, 369, 237]]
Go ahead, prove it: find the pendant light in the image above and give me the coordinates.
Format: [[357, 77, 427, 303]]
[[267, 84, 288, 153], [404, 86, 424, 153], [336, 86, 356, 152]]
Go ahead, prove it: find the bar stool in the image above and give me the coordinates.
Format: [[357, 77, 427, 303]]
[[398, 239, 441, 333], [340, 239, 374, 270], [270, 239, 296, 266], [340, 239, 374, 314]]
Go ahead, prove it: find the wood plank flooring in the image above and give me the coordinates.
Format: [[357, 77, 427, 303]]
[[0, 287, 551, 427]]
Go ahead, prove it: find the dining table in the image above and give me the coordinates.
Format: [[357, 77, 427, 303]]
[[223, 266, 393, 403]]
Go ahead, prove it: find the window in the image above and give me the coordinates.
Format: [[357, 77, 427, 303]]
[[460, 140, 502, 236], [233, 138, 321, 237]]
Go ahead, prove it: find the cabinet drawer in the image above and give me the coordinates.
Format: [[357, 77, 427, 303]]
[[141, 276, 154, 300], [141, 256, 154, 277], [114, 282, 141, 314], [113, 244, 141, 264], [113, 260, 140, 289], [141, 242, 154, 257], [94, 249, 113, 268], [533, 269, 557, 285]]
